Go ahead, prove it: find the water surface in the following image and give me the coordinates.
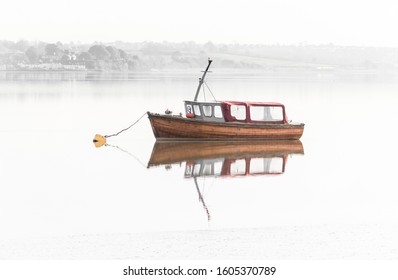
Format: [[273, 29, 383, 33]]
[[1, 71, 398, 252]]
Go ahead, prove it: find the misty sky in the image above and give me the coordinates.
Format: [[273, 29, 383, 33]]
[[1, 0, 398, 47]]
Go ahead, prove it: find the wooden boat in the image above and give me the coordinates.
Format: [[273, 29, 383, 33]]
[[148, 59, 304, 141], [148, 140, 304, 178]]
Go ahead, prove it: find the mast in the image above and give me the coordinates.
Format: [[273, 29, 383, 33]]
[[193, 58, 213, 101]]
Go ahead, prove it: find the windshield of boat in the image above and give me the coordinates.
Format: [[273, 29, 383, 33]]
[[221, 101, 287, 123], [250, 105, 284, 122], [230, 105, 246, 121]]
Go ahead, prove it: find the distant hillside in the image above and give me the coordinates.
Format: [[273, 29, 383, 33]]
[[1, 40, 398, 72]]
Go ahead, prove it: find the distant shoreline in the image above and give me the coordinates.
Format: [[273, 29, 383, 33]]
[[2, 41, 398, 73], [1, 67, 398, 74]]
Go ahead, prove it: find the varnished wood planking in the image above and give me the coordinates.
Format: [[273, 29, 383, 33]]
[[148, 140, 304, 166], [148, 113, 304, 140]]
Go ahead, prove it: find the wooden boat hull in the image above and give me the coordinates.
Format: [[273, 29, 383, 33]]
[[147, 112, 304, 141], [148, 139, 304, 167]]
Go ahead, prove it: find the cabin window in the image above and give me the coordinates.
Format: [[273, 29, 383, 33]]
[[213, 161, 222, 175], [230, 159, 246, 175], [249, 157, 283, 174], [186, 104, 193, 114], [203, 105, 213, 117], [250, 106, 284, 122], [185, 165, 193, 176], [214, 105, 223, 118], [230, 105, 246, 121], [201, 163, 213, 175], [193, 105, 201, 116], [192, 164, 202, 176]]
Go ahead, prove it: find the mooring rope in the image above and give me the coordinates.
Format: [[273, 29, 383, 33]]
[[104, 112, 147, 139]]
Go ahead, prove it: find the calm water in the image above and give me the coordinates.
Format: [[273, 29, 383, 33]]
[[1, 70, 398, 240]]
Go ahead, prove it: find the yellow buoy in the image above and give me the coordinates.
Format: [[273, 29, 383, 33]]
[[93, 134, 106, 148]]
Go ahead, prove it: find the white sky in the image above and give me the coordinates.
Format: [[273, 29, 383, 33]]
[[1, 0, 398, 47]]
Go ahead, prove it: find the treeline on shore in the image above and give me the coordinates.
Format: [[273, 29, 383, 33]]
[[1, 40, 398, 71]]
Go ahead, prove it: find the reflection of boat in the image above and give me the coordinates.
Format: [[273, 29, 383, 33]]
[[147, 59, 304, 141], [148, 140, 304, 177], [148, 140, 303, 221]]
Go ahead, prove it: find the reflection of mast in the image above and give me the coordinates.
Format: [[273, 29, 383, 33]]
[[193, 177, 211, 222]]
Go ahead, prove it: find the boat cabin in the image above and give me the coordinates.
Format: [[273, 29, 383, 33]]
[[184, 155, 287, 178], [184, 100, 289, 124]]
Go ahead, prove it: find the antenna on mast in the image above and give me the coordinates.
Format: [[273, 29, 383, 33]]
[[194, 58, 212, 101]]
